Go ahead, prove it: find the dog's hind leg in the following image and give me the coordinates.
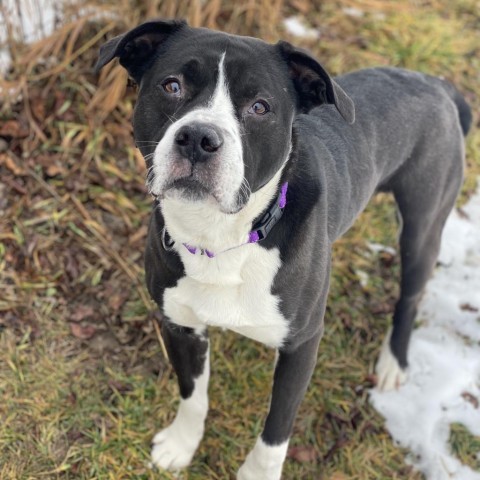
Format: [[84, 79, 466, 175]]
[[376, 154, 463, 390], [151, 320, 209, 471]]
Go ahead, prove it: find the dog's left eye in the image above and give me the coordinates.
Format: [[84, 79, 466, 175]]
[[249, 100, 269, 115], [162, 79, 181, 96]]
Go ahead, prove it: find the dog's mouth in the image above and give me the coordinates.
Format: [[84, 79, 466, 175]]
[[147, 160, 210, 200], [147, 156, 246, 213], [165, 177, 210, 199], [157, 176, 245, 214]]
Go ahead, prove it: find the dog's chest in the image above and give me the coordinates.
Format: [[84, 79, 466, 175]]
[[163, 244, 289, 348]]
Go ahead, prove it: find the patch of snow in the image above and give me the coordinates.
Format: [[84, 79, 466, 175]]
[[367, 242, 397, 255], [0, 0, 60, 73], [283, 17, 319, 40], [0, 51, 11, 74], [370, 180, 480, 480], [356, 269, 370, 288], [373, 13, 387, 21], [342, 7, 365, 18]]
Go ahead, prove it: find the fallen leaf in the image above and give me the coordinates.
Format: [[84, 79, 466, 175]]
[[70, 323, 96, 340], [460, 303, 479, 313], [365, 373, 377, 387], [370, 302, 394, 315], [287, 445, 317, 463], [108, 380, 133, 393], [108, 292, 127, 311], [0, 120, 29, 138], [457, 207, 469, 219], [46, 163, 64, 177], [380, 251, 395, 267], [65, 253, 80, 280], [70, 305, 95, 322], [0, 153, 25, 175], [31, 96, 46, 122], [461, 392, 479, 409], [329, 473, 348, 480], [67, 390, 77, 405]]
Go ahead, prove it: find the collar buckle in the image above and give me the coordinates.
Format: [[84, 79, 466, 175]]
[[251, 198, 285, 242], [161, 227, 175, 251]]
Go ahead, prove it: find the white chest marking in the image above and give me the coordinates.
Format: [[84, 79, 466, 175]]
[[163, 243, 289, 348]]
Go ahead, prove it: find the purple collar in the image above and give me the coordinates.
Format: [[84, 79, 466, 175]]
[[161, 182, 289, 258]]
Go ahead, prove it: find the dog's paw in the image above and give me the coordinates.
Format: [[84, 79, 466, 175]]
[[150, 423, 201, 471], [150, 377, 208, 472], [375, 329, 407, 391], [237, 438, 288, 480]]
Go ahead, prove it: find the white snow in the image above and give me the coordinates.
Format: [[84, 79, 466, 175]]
[[283, 17, 319, 40], [342, 7, 365, 18], [356, 269, 370, 288], [370, 180, 480, 480], [0, 0, 59, 73], [367, 241, 397, 255]]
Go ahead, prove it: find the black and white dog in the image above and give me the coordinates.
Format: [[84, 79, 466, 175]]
[[95, 19, 471, 479]]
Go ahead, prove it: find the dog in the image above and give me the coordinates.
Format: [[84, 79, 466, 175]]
[[95, 19, 471, 479]]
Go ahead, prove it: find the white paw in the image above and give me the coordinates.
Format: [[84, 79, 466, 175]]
[[151, 347, 210, 472], [375, 328, 408, 391], [151, 421, 202, 471], [150, 387, 208, 472], [237, 438, 288, 480]]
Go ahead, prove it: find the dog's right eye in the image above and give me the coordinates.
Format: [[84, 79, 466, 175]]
[[248, 100, 270, 115], [162, 79, 181, 96]]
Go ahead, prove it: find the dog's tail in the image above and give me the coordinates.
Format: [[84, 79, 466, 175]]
[[440, 80, 473, 137]]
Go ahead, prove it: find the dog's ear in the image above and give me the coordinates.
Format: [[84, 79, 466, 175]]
[[277, 41, 355, 124], [95, 19, 187, 81]]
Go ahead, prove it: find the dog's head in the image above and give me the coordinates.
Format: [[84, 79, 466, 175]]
[[96, 20, 354, 214]]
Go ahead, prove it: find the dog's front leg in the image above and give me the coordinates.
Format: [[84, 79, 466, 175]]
[[151, 320, 209, 472], [237, 331, 322, 480]]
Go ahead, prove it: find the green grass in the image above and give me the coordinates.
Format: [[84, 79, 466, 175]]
[[450, 423, 480, 472], [1, 0, 479, 478]]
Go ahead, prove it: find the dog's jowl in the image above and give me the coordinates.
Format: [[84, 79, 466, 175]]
[[96, 19, 471, 479]]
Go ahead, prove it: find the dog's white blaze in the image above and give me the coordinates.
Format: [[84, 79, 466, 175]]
[[237, 437, 289, 480], [151, 345, 210, 471], [375, 327, 408, 391], [151, 53, 243, 212], [162, 168, 290, 348]]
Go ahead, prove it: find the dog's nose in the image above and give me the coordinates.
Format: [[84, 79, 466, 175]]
[[174, 124, 223, 163]]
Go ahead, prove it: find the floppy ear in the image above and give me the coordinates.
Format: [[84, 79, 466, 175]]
[[277, 41, 355, 124], [95, 19, 187, 82]]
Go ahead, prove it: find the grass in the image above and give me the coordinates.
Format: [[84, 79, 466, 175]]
[[450, 423, 480, 472], [1, 0, 479, 478]]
